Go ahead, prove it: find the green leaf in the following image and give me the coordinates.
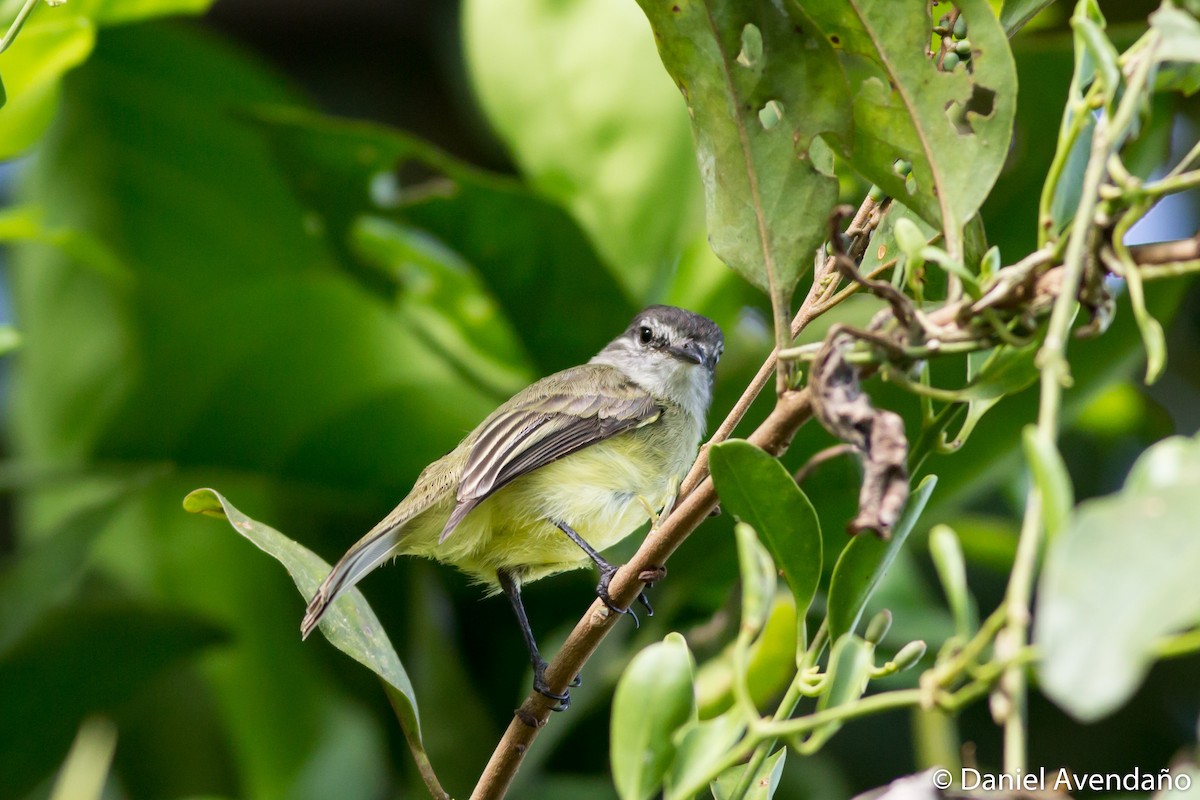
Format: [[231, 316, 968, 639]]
[[943, 343, 1039, 448], [928, 525, 975, 639], [1000, 0, 1059, 35], [709, 440, 823, 639], [182, 488, 425, 745], [802, 634, 873, 750], [694, 593, 798, 717], [735, 522, 777, 643], [827, 475, 937, 642], [462, 0, 705, 297], [1022, 426, 1074, 541], [611, 632, 696, 800], [634, 0, 850, 304], [712, 747, 786, 799], [860, 200, 939, 278], [0, 204, 131, 284], [1150, 2, 1200, 65], [0, 602, 225, 798], [248, 106, 636, 375], [0, 14, 95, 158], [665, 711, 745, 800], [0, 0, 214, 158], [0, 493, 123, 656], [1035, 434, 1200, 721], [806, 0, 1017, 243]]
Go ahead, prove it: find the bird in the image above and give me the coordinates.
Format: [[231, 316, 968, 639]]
[[301, 305, 723, 707]]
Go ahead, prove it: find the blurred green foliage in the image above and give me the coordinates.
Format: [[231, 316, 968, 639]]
[[0, 0, 1198, 798]]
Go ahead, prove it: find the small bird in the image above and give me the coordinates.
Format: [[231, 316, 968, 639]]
[[302, 305, 722, 707]]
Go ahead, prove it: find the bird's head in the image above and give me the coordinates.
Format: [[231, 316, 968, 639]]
[[592, 305, 723, 418]]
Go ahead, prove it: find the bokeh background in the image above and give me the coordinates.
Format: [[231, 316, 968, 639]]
[[0, 0, 1198, 797]]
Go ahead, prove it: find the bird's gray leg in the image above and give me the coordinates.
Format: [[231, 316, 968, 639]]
[[498, 569, 570, 711], [552, 520, 656, 626]]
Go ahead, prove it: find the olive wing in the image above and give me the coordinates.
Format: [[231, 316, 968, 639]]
[[439, 367, 660, 542]]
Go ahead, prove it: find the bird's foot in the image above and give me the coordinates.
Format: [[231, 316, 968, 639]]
[[533, 660, 570, 712], [596, 564, 665, 628]]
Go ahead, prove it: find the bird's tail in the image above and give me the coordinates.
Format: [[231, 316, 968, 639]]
[[301, 521, 407, 640]]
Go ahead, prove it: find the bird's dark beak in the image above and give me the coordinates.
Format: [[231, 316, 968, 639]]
[[667, 340, 705, 365]]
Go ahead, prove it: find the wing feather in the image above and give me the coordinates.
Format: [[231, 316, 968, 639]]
[[439, 366, 659, 542]]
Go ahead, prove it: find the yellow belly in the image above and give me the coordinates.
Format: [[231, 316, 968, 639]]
[[402, 410, 698, 590]]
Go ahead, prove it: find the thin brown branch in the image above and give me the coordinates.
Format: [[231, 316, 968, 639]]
[[793, 443, 855, 484], [1128, 235, 1200, 266]]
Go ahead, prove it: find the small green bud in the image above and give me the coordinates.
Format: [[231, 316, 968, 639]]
[[942, 51, 960, 71], [865, 609, 893, 644], [892, 640, 928, 672], [953, 14, 968, 39], [868, 184, 885, 202], [894, 158, 913, 177], [955, 39, 972, 57]]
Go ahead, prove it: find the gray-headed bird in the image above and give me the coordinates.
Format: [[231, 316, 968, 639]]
[[302, 305, 722, 707]]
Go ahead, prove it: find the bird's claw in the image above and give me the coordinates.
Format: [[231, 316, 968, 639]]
[[533, 661, 571, 711], [597, 564, 664, 628]]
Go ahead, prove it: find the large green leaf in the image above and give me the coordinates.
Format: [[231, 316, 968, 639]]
[[462, 0, 705, 298], [611, 633, 696, 800], [247, 106, 637, 375], [635, 0, 849, 306], [183, 488, 424, 743], [827, 475, 937, 642], [0, 601, 225, 798], [806, 0, 1017, 250], [709, 440, 823, 642], [1035, 434, 1200, 721]]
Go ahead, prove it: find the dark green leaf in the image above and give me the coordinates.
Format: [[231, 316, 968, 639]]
[[806, 0, 1017, 242], [182, 488, 424, 744], [611, 633, 695, 800], [1036, 434, 1200, 721], [635, 0, 850, 301], [827, 476, 937, 642], [0, 494, 123, 656], [248, 106, 637, 374], [709, 440, 823, 632], [0, 602, 225, 798]]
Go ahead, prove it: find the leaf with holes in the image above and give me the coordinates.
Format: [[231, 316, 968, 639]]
[[806, 0, 1016, 255], [634, 0, 851, 313]]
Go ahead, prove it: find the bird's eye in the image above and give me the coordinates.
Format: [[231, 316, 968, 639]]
[[638, 326, 653, 344]]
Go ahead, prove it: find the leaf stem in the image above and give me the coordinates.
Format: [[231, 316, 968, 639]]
[[0, 0, 43, 55]]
